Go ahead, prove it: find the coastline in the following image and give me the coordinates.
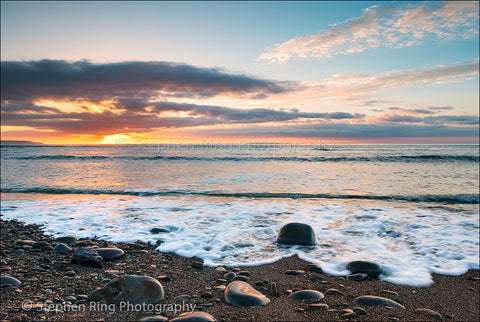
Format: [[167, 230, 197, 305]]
[[1, 218, 478, 321]]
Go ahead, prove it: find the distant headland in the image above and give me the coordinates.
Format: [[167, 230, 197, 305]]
[[1, 140, 44, 146]]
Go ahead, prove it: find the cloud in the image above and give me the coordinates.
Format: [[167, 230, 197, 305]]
[[1, 59, 477, 141], [1, 60, 294, 102], [376, 113, 479, 125], [294, 60, 479, 102], [259, 1, 479, 63], [1, 99, 364, 136], [186, 122, 479, 139]]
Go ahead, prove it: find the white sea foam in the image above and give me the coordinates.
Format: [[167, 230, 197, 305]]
[[1, 193, 478, 287]]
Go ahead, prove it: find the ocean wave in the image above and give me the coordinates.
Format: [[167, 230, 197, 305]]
[[2, 187, 478, 204], [7, 154, 479, 162]]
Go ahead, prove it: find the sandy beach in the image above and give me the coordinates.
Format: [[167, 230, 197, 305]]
[[1, 218, 478, 321]]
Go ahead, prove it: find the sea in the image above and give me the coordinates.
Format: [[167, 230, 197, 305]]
[[1, 143, 479, 287]]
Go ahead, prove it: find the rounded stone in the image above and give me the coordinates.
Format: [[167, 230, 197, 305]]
[[347, 273, 368, 281], [71, 248, 103, 268], [288, 289, 324, 301], [32, 241, 49, 248], [415, 308, 442, 320], [224, 281, 270, 307], [96, 248, 125, 261], [88, 275, 164, 305], [52, 243, 72, 255], [54, 235, 78, 245], [307, 303, 329, 310], [1, 276, 21, 287], [137, 315, 169, 321], [224, 272, 236, 279], [277, 223, 316, 246], [353, 295, 405, 309], [306, 264, 323, 274], [346, 261, 383, 278], [171, 312, 216, 321]]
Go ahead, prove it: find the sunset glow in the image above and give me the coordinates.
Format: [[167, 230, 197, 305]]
[[1, 1, 478, 145]]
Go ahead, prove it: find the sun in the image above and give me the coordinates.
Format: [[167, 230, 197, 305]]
[[99, 133, 134, 145]]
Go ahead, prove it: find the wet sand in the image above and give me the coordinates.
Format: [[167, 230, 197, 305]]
[[1, 219, 478, 321]]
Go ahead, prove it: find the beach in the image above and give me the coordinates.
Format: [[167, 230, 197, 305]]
[[1, 219, 479, 321]]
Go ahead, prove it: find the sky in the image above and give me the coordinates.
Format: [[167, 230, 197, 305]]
[[1, 0, 479, 144]]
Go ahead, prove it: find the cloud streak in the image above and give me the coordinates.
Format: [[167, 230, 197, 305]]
[[259, 1, 479, 63], [186, 122, 479, 139], [1, 60, 294, 102], [1, 59, 477, 141], [291, 60, 479, 103]]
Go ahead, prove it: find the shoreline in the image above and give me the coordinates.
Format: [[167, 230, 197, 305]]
[[1, 218, 479, 321]]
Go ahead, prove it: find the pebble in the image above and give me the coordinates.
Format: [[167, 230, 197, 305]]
[[224, 272, 236, 279], [54, 235, 78, 245], [71, 248, 104, 268], [268, 282, 279, 297], [326, 288, 344, 296], [238, 271, 250, 276], [157, 275, 171, 282], [310, 276, 323, 282], [353, 295, 405, 309], [32, 241, 49, 248], [233, 275, 248, 282], [224, 281, 270, 307], [14, 240, 35, 247], [96, 248, 125, 261], [215, 267, 227, 275], [214, 285, 226, 291], [347, 273, 368, 281], [88, 275, 164, 305], [285, 270, 302, 275], [307, 303, 329, 310], [1, 275, 21, 287], [191, 261, 204, 270], [415, 308, 442, 320], [346, 261, 383, 278], [215, 279, 228, 285], [64, 271, 76, 277], [137, 315, 169, 321], [306, 264, 323, 274], [174, 295, 190, 301], [379, 290, 399, 298], [201, 291, 213, 299], [340, 308, 354, 314], [64, 295, 77, 303], [52, 243, 72, 255], [288, 290, 324, 301], [277, 222, 316, 246], [353, 307, 367, 315], [170, 312, 216, 321]]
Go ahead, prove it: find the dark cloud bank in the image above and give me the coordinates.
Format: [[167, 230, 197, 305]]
[[1, 59, 478, 139]]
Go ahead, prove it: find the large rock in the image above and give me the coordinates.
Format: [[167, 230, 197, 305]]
[[71, 248, 104, 268], [353, 295, 404, 309], [170, 312, 216, 321], [224, 281, 270, 307], [346, 261, 383, 278], [55, 235, 78, 245], [1, 276, 21, 287], [96, 248, 125, 261], [288, 290, 324, 301], [277, 223, 315, 246], [88, 275, 164, 305], [52, 243, 72, 255]]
